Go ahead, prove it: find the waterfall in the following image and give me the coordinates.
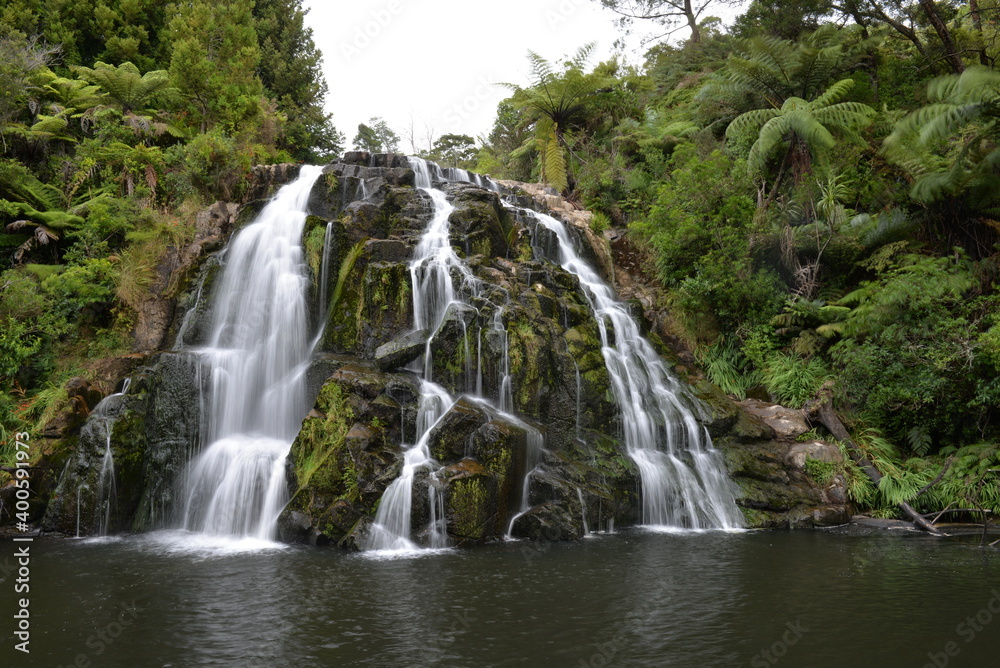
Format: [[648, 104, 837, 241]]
[[493, 309, 513, 413], [318, 221, 334, 317], [523, 209, 744, 530], [367, 156, 737, 547], [178, 165, 323, 540], [364, 158, 502, 552], [364, 159, 466, 551], [576, 487, 590, 536], [504, 421, 544, 538], [366, 381, 452, 551], [95, 432, 117, 536]]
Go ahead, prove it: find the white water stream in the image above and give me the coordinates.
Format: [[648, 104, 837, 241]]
[[178, 166, 323, 540]]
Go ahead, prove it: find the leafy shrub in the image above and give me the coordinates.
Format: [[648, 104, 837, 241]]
[[761, 352, 829, 408], [803, 457, 837, 484], [697, 335, 761, 399]]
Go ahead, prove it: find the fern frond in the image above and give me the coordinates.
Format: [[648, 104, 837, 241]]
[[809, 78, 855, 109], [543, 124, 568, 193]]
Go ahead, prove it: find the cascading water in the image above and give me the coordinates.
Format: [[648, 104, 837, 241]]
[[523, 209, 744, 530], [504, 423, 544, 538], [492, 309, 514, 413], [366, 381, 452, 551], [178, 165, 323, 540], [364, 158, 511, 551], [366, 156, 737, 548], [95, 432, 117, 536], [364, 159, 472, 551]]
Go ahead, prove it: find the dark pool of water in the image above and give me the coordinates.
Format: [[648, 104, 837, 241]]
[[2, 527, 998, 667]]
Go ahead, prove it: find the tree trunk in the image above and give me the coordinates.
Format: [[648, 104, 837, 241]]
[[685, 0, 700, 43], [969, 0, 992, 66], [919, 0, 965, 73], [805, 384, 945, 536], [857, 2, 927, 57]]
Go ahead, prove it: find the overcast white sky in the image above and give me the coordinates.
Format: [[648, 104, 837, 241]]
[[302, 0, 743, 151]]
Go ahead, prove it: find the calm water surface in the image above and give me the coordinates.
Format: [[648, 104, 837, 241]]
[[2, 528, 998, 667]]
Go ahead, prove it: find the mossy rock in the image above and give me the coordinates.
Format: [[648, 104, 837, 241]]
[[359, 261, 412, 356], [428, 398, 489, 461], [283, 365, 416, 544], [442, 458, 499, 543], [447, 185, 511, 259]]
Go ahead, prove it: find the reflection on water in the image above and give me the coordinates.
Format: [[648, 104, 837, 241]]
[[4, 529, 998, 667]]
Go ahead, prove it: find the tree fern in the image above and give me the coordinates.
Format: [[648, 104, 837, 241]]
[[72, 61, 176, 115], [883, 66, 1000, 204], [731, 79, 874, 179], [542, 123, 568, 193], [503, 44, 609, 193]]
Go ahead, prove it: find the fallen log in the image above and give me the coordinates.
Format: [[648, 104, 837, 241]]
[[805, 383, 945, 536]]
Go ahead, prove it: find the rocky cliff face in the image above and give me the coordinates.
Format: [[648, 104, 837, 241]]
[[38, 153, 848, 541]]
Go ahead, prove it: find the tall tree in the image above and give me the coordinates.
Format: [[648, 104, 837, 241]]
[[917, 0, 964, 73], [253, 0, 342, 160], [352, 117, 399, 153], [0, 0, 169, 73], [597, 0, 735, 43], [428, 134, 478, 169], [167, 0, 263, 133], [732, 0, 831, 39]]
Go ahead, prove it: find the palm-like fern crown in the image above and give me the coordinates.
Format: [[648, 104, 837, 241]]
[[884, 66, 1000, 204], [72, 61, 177, 115], [727, 77, 875, 174], [707, 25, 874, 112], [501, 43, 610, 192]]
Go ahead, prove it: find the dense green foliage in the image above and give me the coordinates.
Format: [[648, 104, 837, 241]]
[[477, 4, 1000, 517], [0, 0, 340, 448]]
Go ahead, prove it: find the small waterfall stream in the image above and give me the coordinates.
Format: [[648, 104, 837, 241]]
[[364, 158, 486, 551], [364, 158, 517, 551], [366, 157, 740, 549], [178, 165, 323, 540], [523, 209, 744, 530]]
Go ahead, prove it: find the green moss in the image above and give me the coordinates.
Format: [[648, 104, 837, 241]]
[[291, 382, 353, 493], [507, 316, 545, 410], [803, 456, 837, 485], [322, 242, 368, 352], [364, 262, 410, 315], [304, 224, 327, 279], [471, 238, 491, 257], [485, 444, 512, 484], [449, 476, 491, 539], [739, 507, 779, 528]]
